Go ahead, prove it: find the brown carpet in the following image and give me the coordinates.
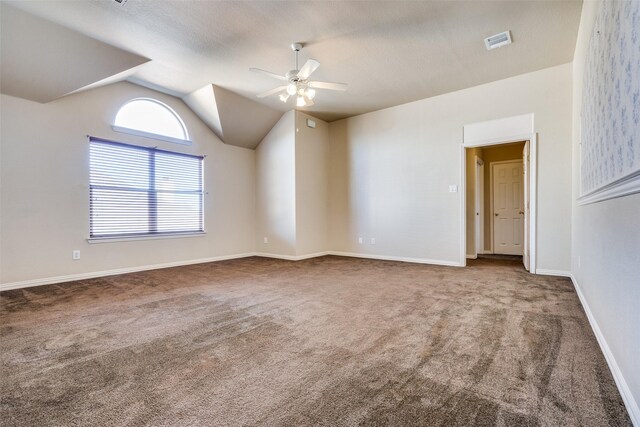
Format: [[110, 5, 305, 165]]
[[0, 256, 631, 426]]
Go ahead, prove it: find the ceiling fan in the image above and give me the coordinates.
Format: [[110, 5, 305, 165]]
[[250, 43, 347, 107]]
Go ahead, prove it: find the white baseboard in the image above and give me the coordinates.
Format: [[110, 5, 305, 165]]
[[329, 251, 463, 267], [0, 253, 256, 292], [535, 268, 572, 277], [571, 274, 639, 426], [0, 250, 464, 292], [254, 251, 330, 261], [0, 250, 459, 292], [255, 250, 463, 268]]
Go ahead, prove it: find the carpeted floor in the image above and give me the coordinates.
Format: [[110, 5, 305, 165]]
[[0, 256, 631, 426]]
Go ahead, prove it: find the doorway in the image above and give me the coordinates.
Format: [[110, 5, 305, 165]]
[[463, 138, 536, 272]]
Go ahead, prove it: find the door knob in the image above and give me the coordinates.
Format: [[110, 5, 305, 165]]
[[494, 213, 499, 217], [519, 211, 524, 215]]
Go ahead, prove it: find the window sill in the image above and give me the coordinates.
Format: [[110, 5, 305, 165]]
[[111, 125, 192, 145], [87, 232, 206, 244]]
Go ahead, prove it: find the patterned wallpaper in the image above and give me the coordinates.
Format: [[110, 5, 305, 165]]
[[581, 0, 640, 195]]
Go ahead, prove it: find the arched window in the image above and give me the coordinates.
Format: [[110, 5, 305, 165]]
[[113, 98, 190, 144]]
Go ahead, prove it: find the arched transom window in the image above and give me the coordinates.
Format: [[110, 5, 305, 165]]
[[113, 98, 190, 143]]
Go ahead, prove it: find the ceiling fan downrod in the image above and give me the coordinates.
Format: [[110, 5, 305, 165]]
[[291, 42, 302, 73]]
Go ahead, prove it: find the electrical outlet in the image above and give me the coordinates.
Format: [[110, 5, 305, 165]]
[[72, 250, 80, 260], [358, 237, 363, 244], [370, 238, 376, 245], [448, 185, 458, 193], [263, 237, 268, 244]]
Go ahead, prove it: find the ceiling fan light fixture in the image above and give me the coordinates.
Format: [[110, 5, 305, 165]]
[[250, 42, 348, 106], [303, 94, 314, 107], [306, 88, 316, 100]]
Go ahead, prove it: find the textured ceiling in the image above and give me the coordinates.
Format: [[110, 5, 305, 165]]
[[0, 5, 149, 103], [3, 0, 583, 122]]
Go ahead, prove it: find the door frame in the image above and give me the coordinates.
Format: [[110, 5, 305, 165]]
[[522, 141, 530, 271], [475, 157, 484, 256], [460, 133, 537, 273], [489, 159, 523, 254]]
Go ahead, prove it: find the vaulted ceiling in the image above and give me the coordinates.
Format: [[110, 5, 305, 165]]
[[1, 0, 583, 147]]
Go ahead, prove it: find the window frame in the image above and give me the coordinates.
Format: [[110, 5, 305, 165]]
[[87, 136, 205, 243], [112, 98, 192, 145]]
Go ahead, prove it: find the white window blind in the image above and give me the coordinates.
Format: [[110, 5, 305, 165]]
[[89, 137, 204, 239]]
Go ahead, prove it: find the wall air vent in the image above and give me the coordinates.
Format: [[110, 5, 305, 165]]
[[484, 31, 512, 50]]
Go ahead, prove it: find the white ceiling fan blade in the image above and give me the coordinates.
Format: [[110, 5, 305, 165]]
[[308, 81, 348, 91], [249, 67, 288, 81], [297, 59, 320, 80], [256, 86, 287, 98]]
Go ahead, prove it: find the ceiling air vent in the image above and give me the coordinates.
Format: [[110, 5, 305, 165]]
[[484, 31, 512, 50]]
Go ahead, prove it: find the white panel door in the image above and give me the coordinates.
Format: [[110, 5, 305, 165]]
[[493, 161, 524, 255]]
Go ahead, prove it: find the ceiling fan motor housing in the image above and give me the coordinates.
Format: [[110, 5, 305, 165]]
[[286, 70, 300, 82]]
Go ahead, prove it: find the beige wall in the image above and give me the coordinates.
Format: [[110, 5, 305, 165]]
[[0, 63, 574, 281], [254, 111, 330, 258], [255, 111, 296, 256], [571, 0, 640, 415], [329, 63, 573, 270], [328, 106, 462, 264], [481, 142, 525, 252], [0, 82, 256, 285], [295, 112, 329, 256]]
